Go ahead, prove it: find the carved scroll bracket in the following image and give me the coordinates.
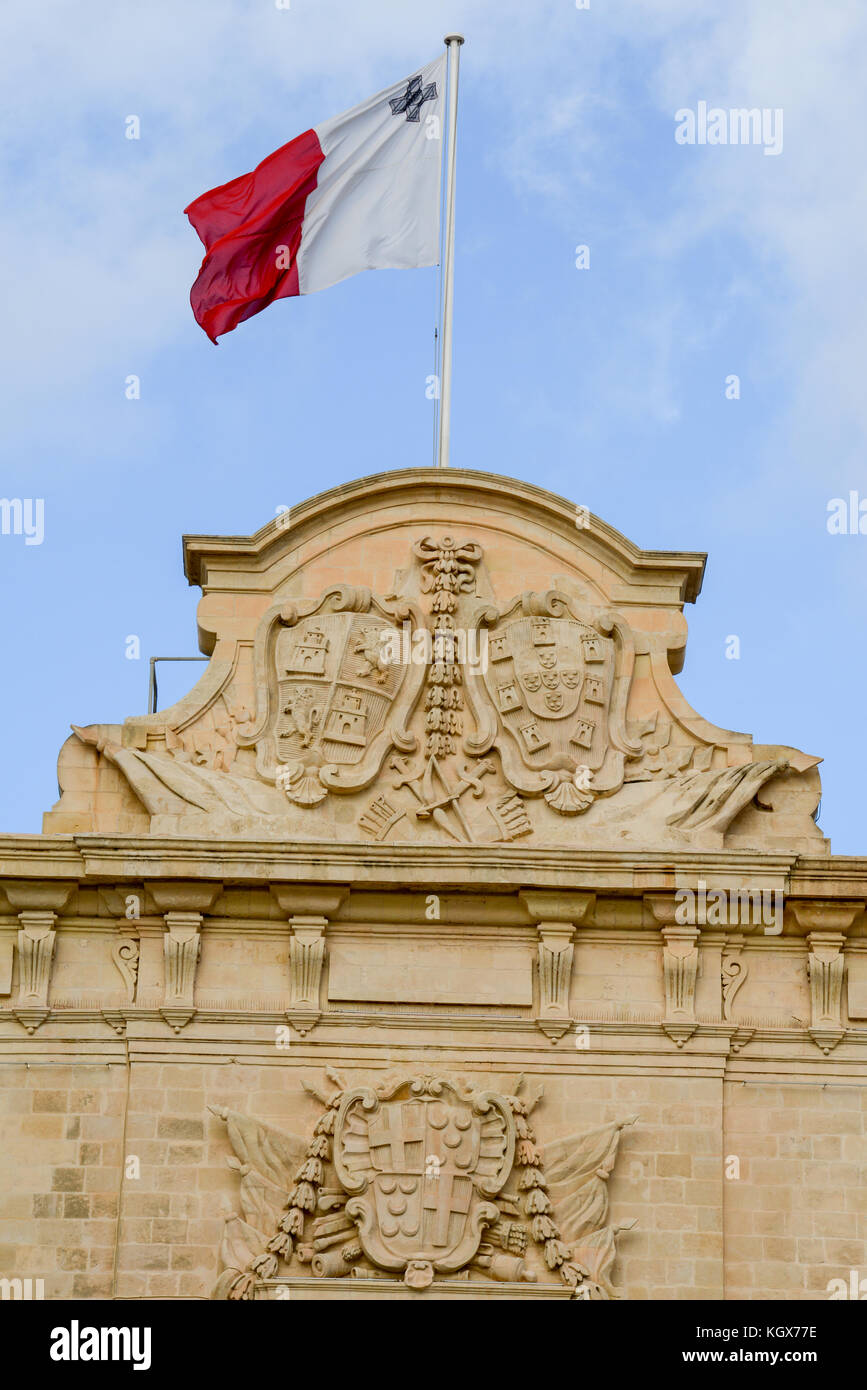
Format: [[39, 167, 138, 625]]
[[721, 933, 748, 1022], [111, 925, 141, 1005]]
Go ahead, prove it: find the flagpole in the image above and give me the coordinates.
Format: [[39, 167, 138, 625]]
[[437, 33, 464, 469]]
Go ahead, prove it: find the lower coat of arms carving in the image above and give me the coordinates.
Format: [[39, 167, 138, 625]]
[[210, 1071, 637, 1298], [334, 1079, 513, 1280]]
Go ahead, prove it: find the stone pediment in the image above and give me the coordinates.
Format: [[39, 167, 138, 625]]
[[48, 469, 824, 853]]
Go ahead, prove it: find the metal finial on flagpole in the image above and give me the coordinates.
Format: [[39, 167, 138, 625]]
[[437, 34, 464, 469]]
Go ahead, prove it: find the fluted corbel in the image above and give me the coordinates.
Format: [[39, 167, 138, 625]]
[[271, 886, 349, 1036], [519, 891, 594, 1042], [146, 882, 222, 1033], [5, 881, 76, 1034]]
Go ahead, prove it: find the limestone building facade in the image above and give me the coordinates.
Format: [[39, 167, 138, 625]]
[[1, 468, 865, 1301]]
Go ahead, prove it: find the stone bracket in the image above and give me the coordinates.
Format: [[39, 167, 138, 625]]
[[16, 910, 58, 1028], [728, 1026, 755, 1055], [111, 926, 140, 1004], [162, 911, 202, 1030], [13, 1006, 51, 1035], [518, 892, 594, 1042], [661, 923, 700, 1048], [271, 888, 349, 1036], [806, 930, 846, 1053], [288, 916, 327, 1032], [535, 922, 576, 1042]]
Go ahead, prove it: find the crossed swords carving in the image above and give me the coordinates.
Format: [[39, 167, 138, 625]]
[[389, 755, 495, 843]]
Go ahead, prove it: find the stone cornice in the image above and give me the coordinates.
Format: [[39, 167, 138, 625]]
[[181, 467, 707, 603], [3, 837, 867, 899]]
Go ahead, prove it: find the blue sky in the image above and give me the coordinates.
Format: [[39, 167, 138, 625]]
[[1, 0, 865, 851]]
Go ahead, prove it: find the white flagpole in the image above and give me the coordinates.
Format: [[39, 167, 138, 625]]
[[437, 33, 464, 469]]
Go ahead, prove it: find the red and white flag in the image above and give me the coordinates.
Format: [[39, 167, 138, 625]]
[[185, 55, 446, 342]]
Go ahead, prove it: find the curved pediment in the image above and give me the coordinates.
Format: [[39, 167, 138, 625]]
[[48, 469, 823, 854]]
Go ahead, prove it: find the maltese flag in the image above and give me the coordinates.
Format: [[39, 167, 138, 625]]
[[185, 55, 446, 342]]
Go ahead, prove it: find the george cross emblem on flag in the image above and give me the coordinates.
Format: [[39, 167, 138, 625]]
[[390, 74, 438, 122]]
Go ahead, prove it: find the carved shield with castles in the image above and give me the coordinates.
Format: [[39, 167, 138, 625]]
[[483, 612, 616, 770], [239, 585, 428, 797]]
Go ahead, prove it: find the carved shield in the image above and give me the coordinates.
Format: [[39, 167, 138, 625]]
[[241, 586, 428, 797], [483, 614, 616, 771], [334, 1080, 514, 1274], [276, 613, 403, 766]]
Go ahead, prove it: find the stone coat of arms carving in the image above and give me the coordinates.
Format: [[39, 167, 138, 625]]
[[334, 1078, 514, 1282], [465, 590, 643, 815], [64, 509, 824, 852], [238, 584, 428, 806], [210, 1071, 638, 1299]]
